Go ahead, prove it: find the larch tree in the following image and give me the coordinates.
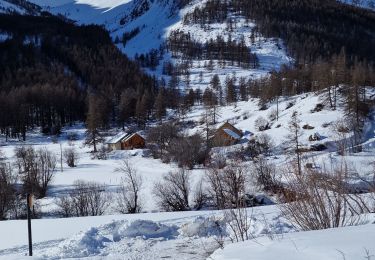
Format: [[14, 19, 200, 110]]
[[85, 94, 105, 153], [286, 111, 303, 175]]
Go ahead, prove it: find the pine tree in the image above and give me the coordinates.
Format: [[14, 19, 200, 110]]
[[210, 74, 221, 90], [226, 76, 237, 104]]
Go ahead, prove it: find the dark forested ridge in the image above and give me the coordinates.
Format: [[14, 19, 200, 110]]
[[0, 14, 155, 140], [184, 0, 375, 65]]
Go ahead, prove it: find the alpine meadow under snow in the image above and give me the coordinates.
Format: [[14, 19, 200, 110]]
[[0, 0, 374, 259]]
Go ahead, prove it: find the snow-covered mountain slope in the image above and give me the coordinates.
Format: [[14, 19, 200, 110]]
[[0, 0, 41, 14], [338, 0, 375, 10], [27, 0, 183, 54], [28, 0, 292, 89], [0, 0, 26, 13]]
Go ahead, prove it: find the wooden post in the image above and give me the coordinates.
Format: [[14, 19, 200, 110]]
[[27, 194, 33, 256]]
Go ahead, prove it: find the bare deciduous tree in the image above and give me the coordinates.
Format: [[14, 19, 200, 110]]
[[206, 164, 249, 209], [37, 148, 57, 198], [0, 163, 16, 220], [153, 169, 191, 211], [14, 146, 57, 198], [115, 159, 143, 214]]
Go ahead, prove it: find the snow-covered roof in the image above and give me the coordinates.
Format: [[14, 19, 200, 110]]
[[223, 128, 241, 140], [107, 132, 144, 144], [107, 132, 131, 144]]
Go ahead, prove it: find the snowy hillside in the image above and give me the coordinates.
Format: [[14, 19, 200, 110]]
[[28, 0, 292, 89], [0, 87, 373, 258], [0, 0, 26, 13], [0, 0, 41, 14], [339, 0, 375, 10], [0, 1, 374, 259]]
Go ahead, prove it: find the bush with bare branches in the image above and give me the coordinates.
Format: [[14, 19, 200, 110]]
[[14, 146, 57, 198], [224, 207, 252, 243], [206, 164, 249, 209], [192, 178, 209, 210], [254, 116, 270, 131], [280, 164, 371, 231], [56, 180, 110, 217], [252, 157, 279, 193], [63, 147, 79, 168], [153, 169, 191, 211]]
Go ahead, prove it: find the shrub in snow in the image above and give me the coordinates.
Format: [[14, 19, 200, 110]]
[[14, 146, 57, 199], [254, 116, 270, 131], [302, 124, 315, 130], [247, 133, 275, 158], [64, 146, 79, 167], [56, 180, 110, 217], [258, 103, 268, 111], [280, 164, 371, 231], [242, 112, 250, 120], [206, 164, 249, 210], [311, 103, 324, 113], [285, 101, 295, 110], [267, 109, 278, 122], [252, 156, 279, 193], [153, 169, 191, 212], [308, 133, 322, 141], [224, 207, 252, 243]]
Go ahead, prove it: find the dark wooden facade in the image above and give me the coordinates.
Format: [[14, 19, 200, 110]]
[[121, 133, 146, 150], [108, 133, 145, 151], [211, 122, 243, 147]]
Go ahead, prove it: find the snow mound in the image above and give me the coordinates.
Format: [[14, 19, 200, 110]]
[[114, 220, 179, 241], [54, 227, 111, 258], [180, 216, 227, 238], [211, 222, 375, 260]]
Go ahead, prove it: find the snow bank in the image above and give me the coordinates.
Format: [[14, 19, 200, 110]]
[[52, 227, 111, 258], [180, 216, 227, 238], [211, 221, 375, 260], [114, 220, 178, 241]]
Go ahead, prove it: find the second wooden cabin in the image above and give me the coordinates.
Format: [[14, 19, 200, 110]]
[[107, 132, 146, 151], [211, 122, 243, 147]]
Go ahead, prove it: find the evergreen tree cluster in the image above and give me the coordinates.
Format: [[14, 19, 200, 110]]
[[168, 30, 259, 69], [183, 0, 375, 64], [0, 14, 154, 139]]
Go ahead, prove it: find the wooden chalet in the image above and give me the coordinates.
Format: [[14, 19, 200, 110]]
[[107, 132, 146, 151], [211, 122, 243, 147]]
